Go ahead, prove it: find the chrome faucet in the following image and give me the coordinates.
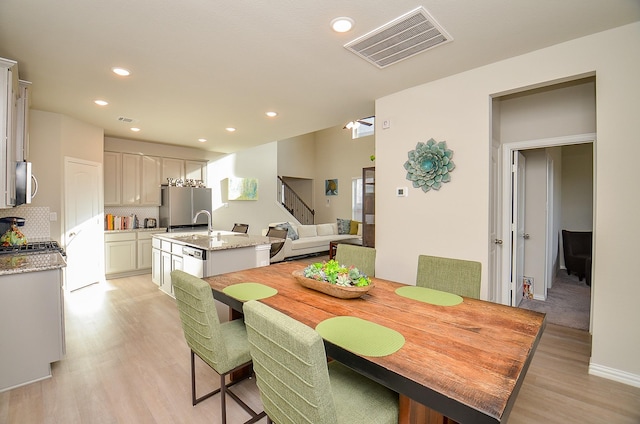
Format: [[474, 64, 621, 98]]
[[193, 210, 213, 236]]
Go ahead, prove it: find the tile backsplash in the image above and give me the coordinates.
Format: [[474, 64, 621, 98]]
[[0, 205, 51, 241]]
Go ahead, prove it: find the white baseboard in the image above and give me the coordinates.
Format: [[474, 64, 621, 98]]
[[533, 294, 546, 301], [589, 363, 640, 388]]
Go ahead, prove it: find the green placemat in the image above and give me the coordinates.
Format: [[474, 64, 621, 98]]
[[395, 286, 463, 306], [223, 282, 278, 301], [315, 316, 405, 357]]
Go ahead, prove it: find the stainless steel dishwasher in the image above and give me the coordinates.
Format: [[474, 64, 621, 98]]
[[181, 245, 206, 278]]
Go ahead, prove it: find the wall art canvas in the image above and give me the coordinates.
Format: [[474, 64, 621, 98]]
[[325, 179, 338, 196], [229, 177, 258, 200]]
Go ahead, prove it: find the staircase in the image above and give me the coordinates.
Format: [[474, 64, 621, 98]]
[[278, 176, 314, 225]]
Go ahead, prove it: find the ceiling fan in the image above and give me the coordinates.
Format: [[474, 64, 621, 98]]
[[344, 116, 374, 130]]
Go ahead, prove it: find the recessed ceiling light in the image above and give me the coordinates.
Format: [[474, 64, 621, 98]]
[[130, 127, 141, 132], [112, 67, 130, 76], [265, 111, 278, 118], [198, 138, 207, 143], [94, 99, 108, 106], [225, 127, 236, 132], [331, 17, 354, 33]]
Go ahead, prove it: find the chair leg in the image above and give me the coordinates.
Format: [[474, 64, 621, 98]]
[[191, 350, 221, 406], [190, 351, 266, 424]]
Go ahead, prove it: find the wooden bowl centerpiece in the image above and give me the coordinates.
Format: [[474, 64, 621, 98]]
[[293, 259, 373, 299]]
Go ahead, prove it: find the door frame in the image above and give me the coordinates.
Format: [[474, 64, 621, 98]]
[[499, 132, 595, 305]]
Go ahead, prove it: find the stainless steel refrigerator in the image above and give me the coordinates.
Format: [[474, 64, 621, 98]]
[[159, 185, 212, 232]]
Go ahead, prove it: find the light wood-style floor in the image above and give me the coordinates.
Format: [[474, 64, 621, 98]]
[[1, 262, 639, 423]]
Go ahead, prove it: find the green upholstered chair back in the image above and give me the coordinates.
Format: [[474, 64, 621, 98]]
[[416, 255, 481, 299], [243, 300, 338, 424], [335, 244, 376, 277], [171, 270, 234, 374]]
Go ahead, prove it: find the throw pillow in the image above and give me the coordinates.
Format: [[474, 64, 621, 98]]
[[337, 218, 351, 235], [277, 222, 299, 240], [349, 220, 360, 235]]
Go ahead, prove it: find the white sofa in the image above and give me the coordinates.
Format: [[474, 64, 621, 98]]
[[265, 222, 361, 263]]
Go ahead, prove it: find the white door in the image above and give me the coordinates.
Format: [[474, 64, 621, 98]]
[[65, 157, 102, 292], [511, 152, 526, 306]]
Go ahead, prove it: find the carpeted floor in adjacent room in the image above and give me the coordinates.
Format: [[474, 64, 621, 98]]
[[519, 269, 591, 331]]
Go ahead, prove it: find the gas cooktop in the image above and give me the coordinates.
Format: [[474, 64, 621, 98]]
[[0, 240, 66, 256]]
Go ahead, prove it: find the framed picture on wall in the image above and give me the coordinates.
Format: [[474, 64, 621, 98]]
[[325, 179, 338, 196]]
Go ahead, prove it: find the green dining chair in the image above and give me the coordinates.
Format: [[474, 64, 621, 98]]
[[171, 270, 265, 424], [243, 300, 399, 424], [416, 255, 481, 299], [335, 244, 376, 277]]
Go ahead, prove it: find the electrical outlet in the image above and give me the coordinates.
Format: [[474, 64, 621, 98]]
[[396, 187, 408, 197], [382, 119, 390, 129]]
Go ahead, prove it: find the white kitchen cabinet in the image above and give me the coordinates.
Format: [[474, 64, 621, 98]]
[[153, 237, 183, 298], [137, 231, 155, 269], [1, 57, 19, 208], [185, 160, 207, 185], [105, 152, 161, 206], [162, 157, 184, 182], [152, 246, 161, 285], [0, 268, 65, 391], [105, 232, 137, 275], [15, 80, 31, 162], [140, 155, 161, 205], [121, 153, 141, 205], [106, 230, 164, 279], [104, 151, 122, 206], [160, 250, 172, 294]]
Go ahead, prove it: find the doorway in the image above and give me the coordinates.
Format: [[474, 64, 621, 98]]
[[499, 136, 595, 309]]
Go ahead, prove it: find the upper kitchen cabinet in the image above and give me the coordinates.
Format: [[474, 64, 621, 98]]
[[140, 155, 161, 205], [0, 58, 19, 208], [161, 157, 184, 182], [15, 80, 31, 162], [121, 153, 141, 205], [185, 160, 207, 185], [162, 158, 207, 185], [104, 152, 122, 205], [105, 152, 162, 206]]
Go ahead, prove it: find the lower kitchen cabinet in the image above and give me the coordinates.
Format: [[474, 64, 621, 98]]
[[105, 230, 164, 279], [154, 239, 183, 297], [105, 232, 136, 275]]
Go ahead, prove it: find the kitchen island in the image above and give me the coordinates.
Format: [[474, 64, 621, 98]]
[[0, 251, 66, 392], [151, 231, 273, 299]]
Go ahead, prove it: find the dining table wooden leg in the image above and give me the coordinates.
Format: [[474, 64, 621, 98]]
[[398, 394, 459, 424]]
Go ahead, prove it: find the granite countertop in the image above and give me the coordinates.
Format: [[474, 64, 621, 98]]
[[153, 231, 274, 251], [0, 251, 67, 275]]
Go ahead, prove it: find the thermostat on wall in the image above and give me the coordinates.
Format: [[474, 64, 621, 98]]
[[396, 187, 408, 197]]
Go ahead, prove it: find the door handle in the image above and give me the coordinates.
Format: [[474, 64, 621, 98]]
[[523, 233, 530, 239], [494, 239, 503, 245]]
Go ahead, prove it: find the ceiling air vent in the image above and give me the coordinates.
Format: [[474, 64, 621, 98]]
[[117, 116, 136, 123], [344, 7, 452, 69]]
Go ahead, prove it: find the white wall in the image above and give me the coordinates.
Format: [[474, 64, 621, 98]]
[[209, 142, 286, 234], [375, 23, 640, 385], [30, 110, 103, 243], [312, 125, 375, 224], [561, 143, 594, 232]]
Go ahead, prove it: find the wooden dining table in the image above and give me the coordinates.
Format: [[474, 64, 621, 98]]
[[204, 261, 545, 424]]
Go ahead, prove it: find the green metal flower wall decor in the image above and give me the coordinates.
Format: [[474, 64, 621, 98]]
[[403, 138, 455, 192]]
